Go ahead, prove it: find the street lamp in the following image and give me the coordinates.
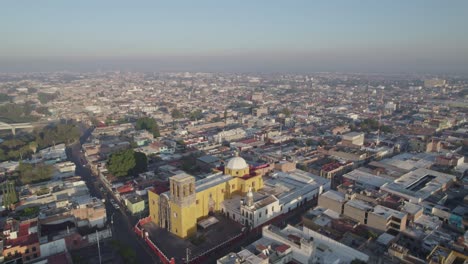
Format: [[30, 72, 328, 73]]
[[110, 212, 115, 236]]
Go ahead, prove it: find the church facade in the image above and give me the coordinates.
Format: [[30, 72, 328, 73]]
[[148, 155, 263, 238]]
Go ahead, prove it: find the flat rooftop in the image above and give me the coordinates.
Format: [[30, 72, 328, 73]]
[[380, 168, 456, 202], [261, 169, 329, 205], [343, 168, 393, 188], [381, 153, 435, 171], [320, 190, 346, 203], [195, 172, 232, 193], [372, 205, 406, 220], [346, 199, 373, 211]]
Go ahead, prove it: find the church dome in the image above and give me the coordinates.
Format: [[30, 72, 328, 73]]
[[226, 156, 248, 171]]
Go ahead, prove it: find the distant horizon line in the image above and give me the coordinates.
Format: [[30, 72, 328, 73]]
[[0, 69, 466, 77]]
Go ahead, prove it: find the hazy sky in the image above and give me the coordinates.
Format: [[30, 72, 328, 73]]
[[1, 0, 468, 73]]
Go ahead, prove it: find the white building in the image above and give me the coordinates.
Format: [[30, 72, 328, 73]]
[[222, 169, 330, 229], [380, 168, 456, 203], [219, 224, 369, 264]]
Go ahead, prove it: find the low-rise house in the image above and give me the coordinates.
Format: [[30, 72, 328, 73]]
[[125, 195, 145, 215]]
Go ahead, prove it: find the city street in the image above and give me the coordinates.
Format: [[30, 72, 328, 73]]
[[67, 127, 159, 264]]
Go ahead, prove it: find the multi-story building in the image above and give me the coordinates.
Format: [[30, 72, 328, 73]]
[[218, 224, 369, 264], [341, 132, 365, 147]]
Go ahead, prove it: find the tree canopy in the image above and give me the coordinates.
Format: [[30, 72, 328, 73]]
[[0, 123, 80, 162], [18, 162, 54, 184], [135, 117, 160, 137], [188, 109, 203, 121], [107, 149, 147, 177], [0, 93, 11, 103], [0, 103, 39, 123], [35, 123, 81, 148], [37, 92, 58, 104], [355, 118, 393, 133], [281, 107, 292, 117], [171, 108, 184, 119]]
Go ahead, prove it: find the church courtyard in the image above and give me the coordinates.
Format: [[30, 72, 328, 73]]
[[142, 213, 244, 263]]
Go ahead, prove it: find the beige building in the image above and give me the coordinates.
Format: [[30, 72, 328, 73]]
[[318, 192, 408, 232], [367, 205, 407, 232], [318, 190, 345, 214], [341, 132, 365, 147], [343, 199, 373, 224]]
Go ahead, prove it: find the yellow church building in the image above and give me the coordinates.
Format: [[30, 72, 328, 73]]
[[148, 155, 264, 238]]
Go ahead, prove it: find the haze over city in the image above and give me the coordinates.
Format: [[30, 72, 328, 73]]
[[0, 1, 467, 264], [2, 0, 468, 73]]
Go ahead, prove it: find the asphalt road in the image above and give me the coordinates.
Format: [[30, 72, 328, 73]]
[[67, 127, 159, 264]]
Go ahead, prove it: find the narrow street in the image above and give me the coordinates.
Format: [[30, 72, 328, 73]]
[[67, 127, 159, 264]]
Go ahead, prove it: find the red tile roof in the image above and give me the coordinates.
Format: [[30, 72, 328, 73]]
[[275, 244, 291, 253], [6, 233, 39, 247]]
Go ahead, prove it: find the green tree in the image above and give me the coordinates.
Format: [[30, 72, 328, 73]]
[[0, 103, 39, 123], [171, 108, 184, 119], [18, 162, 54, 184], [0, 93, 11, 103], [189, 109, 203, 121], [37, 92, 58, 104], [21, 206, 40, 218], [111, 240, 136, 264], [0, 149, 6, 161], [28, 141, 38, 154], [107, 149, 147, 177], [35, 123, 80, 148], [1, 181, 18, 208], [135, 117, 160, 137], [281, 107, 292, 117], [132, 151, 148, 175], [35, 106, 51, 115]]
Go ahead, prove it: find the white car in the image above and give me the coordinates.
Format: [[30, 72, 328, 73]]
[[112, 202, 120, 210]]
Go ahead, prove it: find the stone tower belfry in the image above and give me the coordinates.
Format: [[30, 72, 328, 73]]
[[169, 173, 196, 206]]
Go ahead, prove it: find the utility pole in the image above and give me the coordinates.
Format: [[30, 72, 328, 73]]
[[186, 248, 190, 264], [96, 230, 102, 264]]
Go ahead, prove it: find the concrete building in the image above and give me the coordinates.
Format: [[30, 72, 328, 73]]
[[343, 199, 374, 224], [218, 224, 369, 264], [125, 195, 145, 215], [367, 205, 407, 232], [380, 168, 456, 203], [341, 132, 365, 147], [318, 190, 346, 215]]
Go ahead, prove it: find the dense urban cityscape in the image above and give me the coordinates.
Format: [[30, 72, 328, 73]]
[[0, 72, 466, 264], [1, 1, 468, 264]]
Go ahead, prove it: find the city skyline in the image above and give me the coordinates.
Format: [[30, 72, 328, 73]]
[[2, 0, 468, 73]]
